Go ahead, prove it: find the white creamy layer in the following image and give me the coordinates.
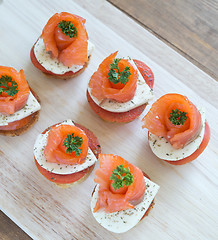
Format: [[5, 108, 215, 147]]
[[148, 108, 205, 161], [0, 92, 41, 126], [34, 120, 97, 175], [91, 177, 159, 233], [34, 38, 95, 74], [88, 59, 154, 113]]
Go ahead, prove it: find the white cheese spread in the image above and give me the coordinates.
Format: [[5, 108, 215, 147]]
[[34, 38, 95, 74]]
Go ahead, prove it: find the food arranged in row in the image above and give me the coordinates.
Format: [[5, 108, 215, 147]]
[[33, 118, 159, 232], [1, 11, 210, 233]]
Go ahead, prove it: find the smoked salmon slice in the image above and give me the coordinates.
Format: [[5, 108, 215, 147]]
[[0, 66, 29, 115], [41, 12, 88, 67], [94, 154, 146, 213], [88, 52, 138, 103], [44, 124, 89, 165], [142, 93, 202, 149]]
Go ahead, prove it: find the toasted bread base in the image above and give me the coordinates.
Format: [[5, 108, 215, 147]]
[[0, 88, 40, 136], [87, 90, 147, 123], [55, 164, 95, 189], [0, 111, 39, 136]]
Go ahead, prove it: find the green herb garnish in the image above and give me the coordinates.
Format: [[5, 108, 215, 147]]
[[0, 75, 18, 97], [169, 109, 188, 125], [110, 164, 133, 190], [63, 133, 83, 156], [58, 20, 77, 38], [108, 58, 131, 85]]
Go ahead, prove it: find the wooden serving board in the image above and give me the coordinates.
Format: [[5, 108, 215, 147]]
[[0, 0, 217, 239]]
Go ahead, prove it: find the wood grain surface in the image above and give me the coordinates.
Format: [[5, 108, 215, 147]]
[[108, 0, 218, 81], [0, 0, 218, 240]]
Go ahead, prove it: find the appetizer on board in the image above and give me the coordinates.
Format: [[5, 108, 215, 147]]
[[142, 93, 210, 165], [91, 154, 159, 233], [87, 51, 154, 123], [34, 120, 101, 188], [0, 66, 41, 136], [30, 12, 94, 79]]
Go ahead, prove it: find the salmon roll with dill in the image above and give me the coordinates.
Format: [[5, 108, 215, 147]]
[[30, 12, 94, 79], [34, 120, 101, 188], [91, 154, 159, 233], [142, 93, 210, 165], [0, 66, 40, 136], [87, 51, 154, 123]]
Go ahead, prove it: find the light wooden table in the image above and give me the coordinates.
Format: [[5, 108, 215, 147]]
[[0, 0, 217, 239]]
